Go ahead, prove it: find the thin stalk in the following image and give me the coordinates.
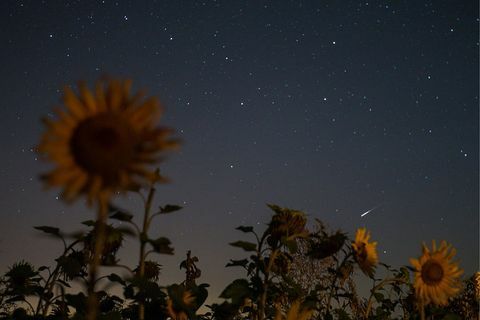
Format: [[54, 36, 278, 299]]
[[254, 231, 268, 320], [39, 239, 81, 316], [138, 186, 156, 320], [86, 199, 109, 320], [420, 301, 425, 320], [258, 248, 278, 320], [23, 299, 36, 315], [325, 252, 351, 316], [364, 278, 407, 318]]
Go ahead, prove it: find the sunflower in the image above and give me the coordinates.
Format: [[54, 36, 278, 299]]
[[268, 205, 308, 244], [166, 290, 196, 320], [352, 228, 378, 277], [38, 78, 178, 206], [475, 271, 480, 299], [410, 240, 463, 306], [274, 300, 314, 320]]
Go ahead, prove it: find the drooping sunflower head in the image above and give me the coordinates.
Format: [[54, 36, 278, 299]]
[[38, 78, 179, 206], [352, 227, 378, 277], [83, 223, 123, 265], [135, 260, 162, 281], [410, 240, 463, 306], [268, 205, 308, 245]]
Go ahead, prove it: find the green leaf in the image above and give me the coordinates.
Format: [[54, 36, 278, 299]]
[[110, 211, 133, 222], [193, 283, 210, 309], [107, 273, 125, 285], [149, 237, 174, 255], [116, 226, 136, 236], [34, 226, 60, 236], [374, 292, 384, 302], [159, 204, 183, 214], [81, 220, 96, 227], [180, 261, 187, 270], [229, 241, 257, 252], [399, 266, 410, 281], [267, 203, 285, 215], [65, 292, 87, 311], [220, 279, 251, 305], [56, 279, 71, 288], [236, 226, 254, 233], [226, 259, 249, 268]]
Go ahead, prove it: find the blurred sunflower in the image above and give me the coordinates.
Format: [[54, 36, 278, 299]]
[[410, 240, 463, 306], [166, 290, 196, 320], [38, 79, 178, 206], [352, 228, 378, 277], [274, 300, 313, 320]]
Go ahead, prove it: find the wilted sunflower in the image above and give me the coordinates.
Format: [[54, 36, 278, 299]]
[[83, 223, 123, 265], [38, 78, 178, 206], [352, 228, 378, 277], [268, 205, 308, 244], [410, 240, 463, 306], [134, 260, 162, 281]]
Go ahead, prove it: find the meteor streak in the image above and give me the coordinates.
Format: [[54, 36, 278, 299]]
[[360, 204, 383, 217]]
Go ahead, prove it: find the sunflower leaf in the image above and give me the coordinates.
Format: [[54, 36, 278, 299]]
[[229, 241, 257, 252], [56, 279, 71, 288], [34, 226, 60, 236], [220, 279, 251, 305], [159, 204, 183, 214], [107, 273, 125, 285], [236, 226, 254, 233], [149, 237, 174, 255], [226, 259, 249, 268], [81, 220, 96, 227], [110, 211, 133, 222]]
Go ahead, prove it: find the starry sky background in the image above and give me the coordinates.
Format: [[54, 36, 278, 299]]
[[0, 0, 478, 301]]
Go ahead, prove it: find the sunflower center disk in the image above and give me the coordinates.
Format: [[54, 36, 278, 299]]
[[358, 243, 368, 261], [70, 114, 137, 184], [421, 260, 444, 285]]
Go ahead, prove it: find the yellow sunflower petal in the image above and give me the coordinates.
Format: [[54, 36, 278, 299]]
[[63, 86, 86, 120], [79, 81, 97, 114], [38, 78, 178, 207], [410, 240, 463, 307]]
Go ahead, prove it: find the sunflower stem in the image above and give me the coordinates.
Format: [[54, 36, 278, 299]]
[[420, 301, 425, 320], [325, 252, 351, 317], [364, 277, 407, 318], [38, 238, 81, 316], [138, 186, 156, 320], [86, 199, 109, 320]]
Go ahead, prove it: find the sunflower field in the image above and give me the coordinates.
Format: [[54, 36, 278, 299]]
[[0, 79, 478, 320]]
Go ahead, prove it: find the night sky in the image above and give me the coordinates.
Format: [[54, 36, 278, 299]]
[[0, 0, 478, 301]]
